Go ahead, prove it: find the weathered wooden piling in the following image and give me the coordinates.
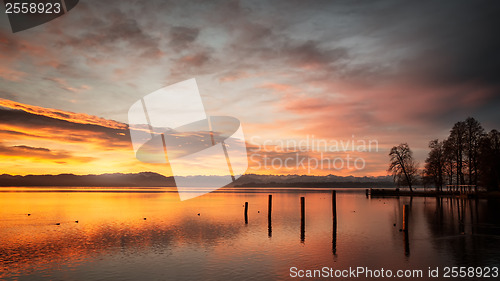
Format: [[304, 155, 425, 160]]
[[301, 197, 305, 222], [244, 202, 248, 224], [402, 204, 409, 231], [300, 197, 305, 242], [268, 195, 272, 237], [268, 195, 272, 220]]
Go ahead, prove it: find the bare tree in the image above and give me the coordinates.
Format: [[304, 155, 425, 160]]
[[424, 139, 445, 192], [479, 129, 500, 191], [388, 143, 419, 192], [464, 117, 484, 190], [446, 121, 466, 186]]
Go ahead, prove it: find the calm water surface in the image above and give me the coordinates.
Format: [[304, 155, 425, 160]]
[[0, 188, 499, 280]]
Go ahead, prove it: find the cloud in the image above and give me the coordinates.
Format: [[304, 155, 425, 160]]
[[0, 99, 140, 175], [0, 30, 46, 81], [0, 98, 126, 130], [246, 141, 386, 176], [281, 41, 349, 70], [0, 108, 131, 153], [177, 52, 211, 68], [44, 77, 91, 94], [0, 65, 26, 81], [387, 1, 500, 88], [169, 26, 200, 50], [55, 6, 163, 60], [0, 144, 94, 162]]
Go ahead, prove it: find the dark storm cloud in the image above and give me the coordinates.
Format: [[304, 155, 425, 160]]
[[0, 108, 130, 147], [344, 0, 500, 126], [169, 26, 200, 50], [4, 0, 499, 88], [200, 0, 500, 89], [368, 0, 500, 87], [62, 14, 162, 58]]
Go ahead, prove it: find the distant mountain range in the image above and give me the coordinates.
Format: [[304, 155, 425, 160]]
[[0, 172, 175, 187], [0, 172, 394, 188], [233, 174, 395, 188]]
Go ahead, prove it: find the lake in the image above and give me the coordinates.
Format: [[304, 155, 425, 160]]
[[1, 188, 499, 280]]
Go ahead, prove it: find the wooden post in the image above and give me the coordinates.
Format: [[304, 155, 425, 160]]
[[332, 191, 337, 228], [244, 202, 248, 224], [268, 195, 272, 237], [403, 204, 409, 232], [300, 197, 305, 242], [268, 195, 272, 220], [365, 189, 369, 197], [301, 197, 305, 222]]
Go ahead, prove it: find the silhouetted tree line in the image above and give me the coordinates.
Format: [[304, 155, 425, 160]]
[[423, 117, 500, 192]]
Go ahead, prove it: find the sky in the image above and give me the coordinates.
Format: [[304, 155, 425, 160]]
[[0, 0, 499, 177]]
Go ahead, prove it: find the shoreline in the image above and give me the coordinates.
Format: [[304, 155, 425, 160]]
[[370, 188, 500, 198]]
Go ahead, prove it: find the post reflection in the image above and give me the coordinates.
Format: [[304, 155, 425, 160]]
[[332, 191, 337, 255], [332, 225, 337, 255], [300, 196, 305, 243], [404, 227, 410, 256]]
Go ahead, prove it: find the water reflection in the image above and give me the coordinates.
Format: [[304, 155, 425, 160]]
[[422, 196, 500, 267], [300, 197, 305, 243], [0, 188, 499, 280], [404, 228, 410, 257], [332, 191, 337, 255]]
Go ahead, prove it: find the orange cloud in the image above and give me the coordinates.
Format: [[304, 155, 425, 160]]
[[0, 98, 126, 130], [0, 144, 95, 163]]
